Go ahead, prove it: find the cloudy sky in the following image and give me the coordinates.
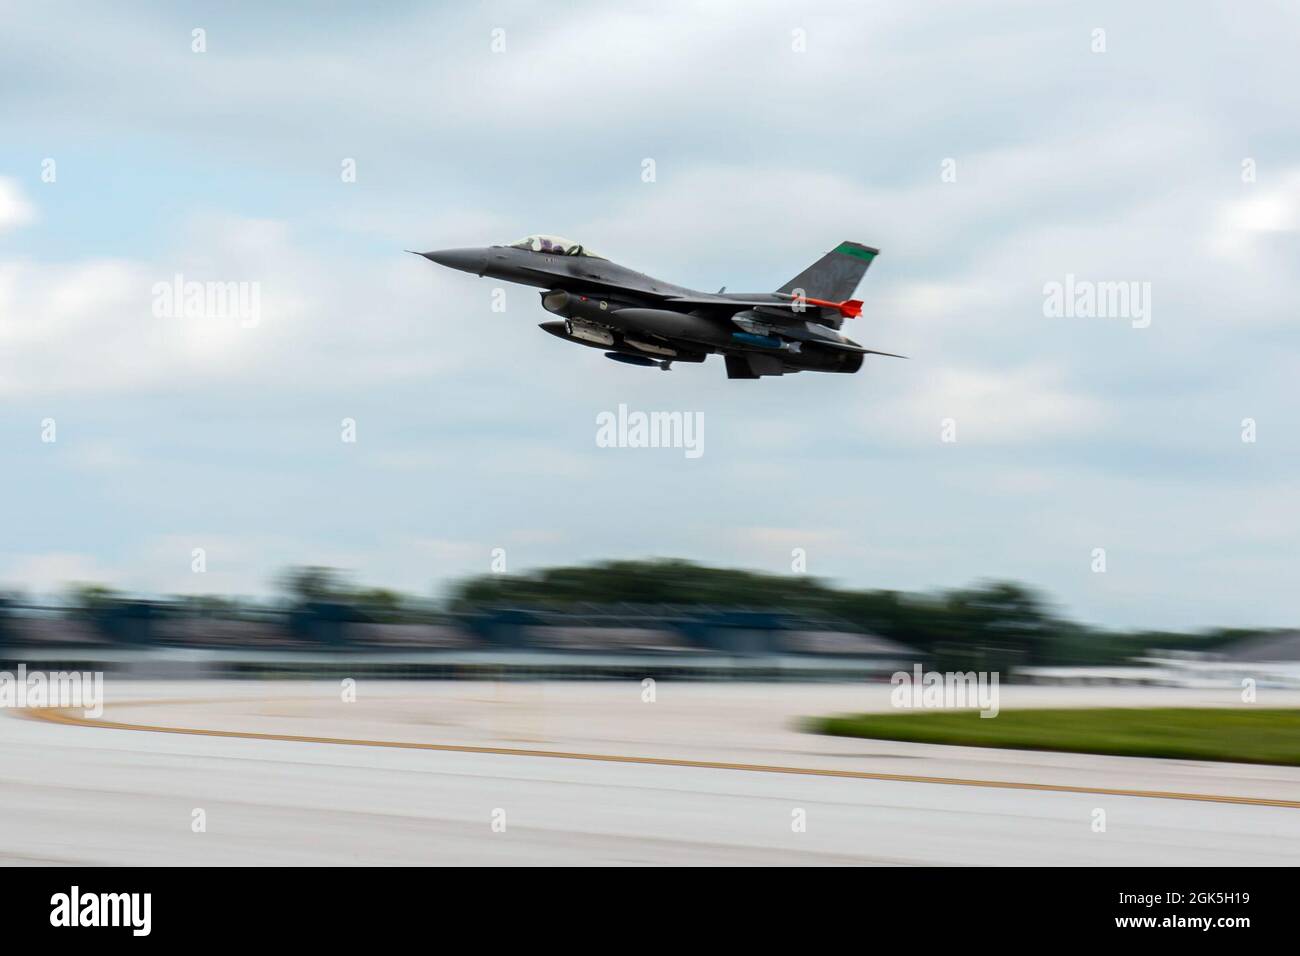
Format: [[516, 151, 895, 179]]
[[2, 1, 1297, 629]]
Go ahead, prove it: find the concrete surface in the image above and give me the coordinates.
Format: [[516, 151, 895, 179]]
[[2, 681, 1299, 865]]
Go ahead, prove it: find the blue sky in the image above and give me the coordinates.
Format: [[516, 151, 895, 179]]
[[2, 1, 1298, 629]]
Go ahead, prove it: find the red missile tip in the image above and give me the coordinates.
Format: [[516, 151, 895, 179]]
[[802, 295, 864, 318]]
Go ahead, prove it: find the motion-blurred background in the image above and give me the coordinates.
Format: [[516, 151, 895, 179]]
[[4, 2, 1300, 635], [2, 560, 1296, 689]]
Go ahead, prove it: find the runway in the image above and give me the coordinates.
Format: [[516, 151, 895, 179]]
[[3, 681, 1299, 865]]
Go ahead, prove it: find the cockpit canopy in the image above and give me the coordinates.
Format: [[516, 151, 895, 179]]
[[504, 234, 605, 259]]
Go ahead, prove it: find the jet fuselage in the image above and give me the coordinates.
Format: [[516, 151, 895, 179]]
[[417, 237, 896, 378]]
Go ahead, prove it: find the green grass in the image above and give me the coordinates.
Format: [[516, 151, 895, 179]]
[[809, 708, 1300, 766]]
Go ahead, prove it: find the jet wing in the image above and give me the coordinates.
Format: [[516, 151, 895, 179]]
[[791, 334, 906, 358], [829, 343, 908, 358], [663, 295, 863, 319]]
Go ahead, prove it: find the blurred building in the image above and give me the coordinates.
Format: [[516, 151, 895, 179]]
[[0, 600, 913, 682]]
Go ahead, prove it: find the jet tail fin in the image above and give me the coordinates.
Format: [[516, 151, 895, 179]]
[[776, 241, 878, 303]]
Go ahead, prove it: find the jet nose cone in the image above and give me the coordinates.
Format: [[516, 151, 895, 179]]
[[418, 247, 488, 274]]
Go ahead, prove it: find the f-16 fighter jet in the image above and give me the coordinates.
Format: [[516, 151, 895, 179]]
[[414, 236, 903, 378]]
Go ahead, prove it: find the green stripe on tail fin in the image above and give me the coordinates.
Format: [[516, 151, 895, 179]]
[[777, 241, 879, 306]]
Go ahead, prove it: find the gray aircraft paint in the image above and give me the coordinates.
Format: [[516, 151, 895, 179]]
[[416, 237, 902, 378]]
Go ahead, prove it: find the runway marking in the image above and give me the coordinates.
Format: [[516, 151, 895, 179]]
[[21, 707, 1300, 809]]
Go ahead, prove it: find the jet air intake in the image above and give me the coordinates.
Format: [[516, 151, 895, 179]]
[[541, 289, 571, 315]]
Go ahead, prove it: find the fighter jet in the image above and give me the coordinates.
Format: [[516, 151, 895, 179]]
[[414, 235, 902, 378]]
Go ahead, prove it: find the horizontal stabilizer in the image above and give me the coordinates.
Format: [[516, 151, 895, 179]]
[[810, 338, 907, 358]]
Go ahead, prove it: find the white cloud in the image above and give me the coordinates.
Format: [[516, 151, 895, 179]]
[[1210, 167, 1300, 260], [0, 178, 35, 232], [874, 364, 1105, 445], [2, 552, 117, 593], [0, 214, 488, 398]]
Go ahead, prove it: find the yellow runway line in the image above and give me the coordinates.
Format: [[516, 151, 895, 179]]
[[21, 706, 1300, 810]]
